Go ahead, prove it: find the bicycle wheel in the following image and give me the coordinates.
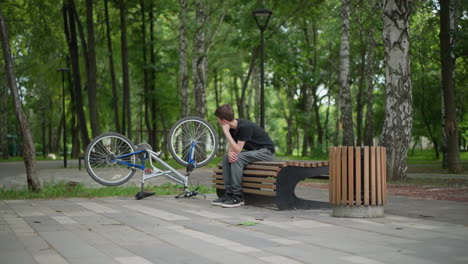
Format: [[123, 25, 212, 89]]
[[84, 132, 137, 186], [168, 116, 218, 167]]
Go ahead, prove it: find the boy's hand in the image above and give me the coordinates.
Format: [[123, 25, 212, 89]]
[[222, 123, 231, 134], [228, 151, 238, 163]]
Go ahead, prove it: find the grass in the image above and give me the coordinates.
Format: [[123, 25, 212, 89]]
[[0, 156, 59, 162], [0, 181, 216, 200], [303, 179, 329, 183]]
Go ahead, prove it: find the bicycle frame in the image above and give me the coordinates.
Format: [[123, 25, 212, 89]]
[[114, 148, 192, 188]]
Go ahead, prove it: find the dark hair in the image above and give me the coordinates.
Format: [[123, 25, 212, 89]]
[[215, 104, 235, 121]]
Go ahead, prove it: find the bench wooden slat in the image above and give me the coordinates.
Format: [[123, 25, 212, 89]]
[[364, 146, 370, 205], [242, 182, 275, 189], [377, 147, 382, 205], [382, 148, 387, 204], [355, 147, 361, 206], [250, 161, 288, 167], [348, 147, 354, 205], [242, 177, 276, 183], [214, 184, 276, 196], [243, 188, 276, 196], [242, 170, 278, 177], [213, 179, 275, 189], [341, 148, 347, 205], [245, 164, 282, 171], [371, 147, 377, 206], [335, 147, 341, 204], [212, 176, 276, 183], [213, 169, 277, 177]]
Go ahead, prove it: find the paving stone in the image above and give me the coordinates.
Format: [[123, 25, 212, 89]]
[[39, 230, 116, 261]]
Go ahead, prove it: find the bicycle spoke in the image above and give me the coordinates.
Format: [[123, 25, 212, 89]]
[[85, 133, 136, 186]]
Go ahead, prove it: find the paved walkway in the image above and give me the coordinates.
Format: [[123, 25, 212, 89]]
[[1, 160, 468, 263]]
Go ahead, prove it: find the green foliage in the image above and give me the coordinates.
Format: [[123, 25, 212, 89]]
[[1, 0, 466, 167]]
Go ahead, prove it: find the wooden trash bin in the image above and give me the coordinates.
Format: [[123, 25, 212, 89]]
[[329, 146, 387, 217]]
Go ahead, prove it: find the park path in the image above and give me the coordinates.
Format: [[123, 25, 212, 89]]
[[1, 194, 468, 264]]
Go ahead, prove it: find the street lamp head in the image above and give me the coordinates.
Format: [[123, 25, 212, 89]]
[[252, 8, 272, 31], [57, 68, 69, 72]]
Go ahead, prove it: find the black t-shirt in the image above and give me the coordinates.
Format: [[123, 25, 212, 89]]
[[229, 119, 275, 153]]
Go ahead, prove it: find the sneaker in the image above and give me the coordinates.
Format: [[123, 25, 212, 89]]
[[221, 194, 244, 208], [211, 193, 230, 206]]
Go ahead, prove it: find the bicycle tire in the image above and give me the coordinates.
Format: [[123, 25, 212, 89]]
[[168, 116, 218, 167], [84, 132, 137, 186]]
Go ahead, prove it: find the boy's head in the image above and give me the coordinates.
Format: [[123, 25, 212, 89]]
[[215, 104, 235, 122]]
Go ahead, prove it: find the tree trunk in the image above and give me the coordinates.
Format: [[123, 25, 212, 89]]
[[334, 91, 340, 146], [253, 66, 260, 124], [0, 65, 8, 159], [277, 91, 294, 155], [239, 47, 259, 119], [140, 0, 151, 145], [440, 0, 462, 173], [149, 4, 158, 149], [119, 0, 131, 139], [65, 0, 90, 151], [302, 20, 324, 150], [104, 0, 120, 133], [68, 68, 81, 158], [301, 84, 311, 156], [356, 29, 366, 147], [339, 0, 354, 146], [380, 0, 413, 181], [214, 69, 220, 109], [233, 76, 241, 114], [364, 26, 376, 146], [86, 0, 100, 137], [0, 6, 41, 190], [179, 0, 190, 117], [193, 0, 207, 118], [324, 89, 332, 149]]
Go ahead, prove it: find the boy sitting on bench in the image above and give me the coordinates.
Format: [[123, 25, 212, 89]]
[[211, 104, 275, 208]]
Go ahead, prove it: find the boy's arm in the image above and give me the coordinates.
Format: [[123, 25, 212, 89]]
[[222, 124, 245, 153]]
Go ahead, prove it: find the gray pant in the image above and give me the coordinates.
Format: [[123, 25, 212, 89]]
[[222, 148, 275, 195]]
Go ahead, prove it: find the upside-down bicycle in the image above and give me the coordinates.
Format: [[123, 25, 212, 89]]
[[84, 116, 218, 199]]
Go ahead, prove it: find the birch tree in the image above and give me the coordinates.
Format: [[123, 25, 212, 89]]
[[380, 0, 413, 181], [192, 0, 225, 119], [339, 0, 354, 146]]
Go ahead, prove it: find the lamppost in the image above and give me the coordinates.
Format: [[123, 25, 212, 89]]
[[57, 68, 69, 168], [252, 8, 272, 129]]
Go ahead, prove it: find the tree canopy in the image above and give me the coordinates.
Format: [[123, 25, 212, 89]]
[[1, 0, 467, 179]]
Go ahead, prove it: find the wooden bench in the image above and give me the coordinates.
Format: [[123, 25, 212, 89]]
[[213, 160, 329, 210]]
